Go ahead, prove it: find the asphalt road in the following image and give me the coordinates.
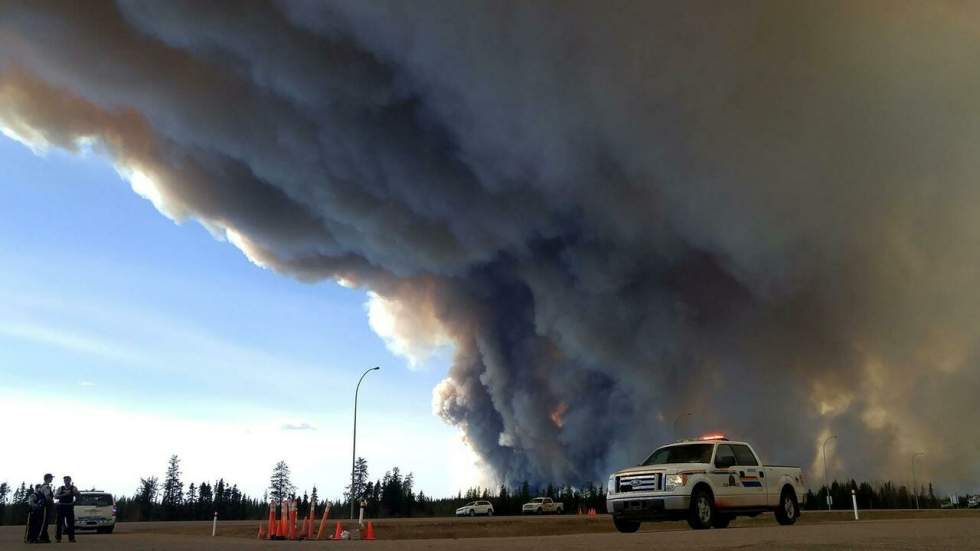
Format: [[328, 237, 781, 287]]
[[3, 516, 979, 550]]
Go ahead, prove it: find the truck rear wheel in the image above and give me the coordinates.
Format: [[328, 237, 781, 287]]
[[687, 486, 715, 530], [775, 489, 799, 525], [613, 518, 640, 533]]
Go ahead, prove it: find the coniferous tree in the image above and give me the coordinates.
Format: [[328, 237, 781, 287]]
[[345, 457, 369, 508], [269, 461, 295, 502], [197, 482, 213, 520], [161, 454, 184, 519], [0, 482, 8, 525], [136, 476, 159, 521]]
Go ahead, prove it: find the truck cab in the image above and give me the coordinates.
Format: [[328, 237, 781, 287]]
[[606, 435, 805, 532]]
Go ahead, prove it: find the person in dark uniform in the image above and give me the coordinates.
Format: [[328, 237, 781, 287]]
[[37, 474, 55, 543], [55, 476, 80, 543], [24, 484, 46, 543]]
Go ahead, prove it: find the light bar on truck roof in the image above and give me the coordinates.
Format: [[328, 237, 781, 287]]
[[698, 433, 729, 441]]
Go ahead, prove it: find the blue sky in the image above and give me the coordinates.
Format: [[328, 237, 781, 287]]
[[0, 134, 481, 500]]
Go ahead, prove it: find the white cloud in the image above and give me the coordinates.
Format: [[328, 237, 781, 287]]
[[281, 422, 317, 431], [0, 321, 146, 365], [0, 391, 482, 501]]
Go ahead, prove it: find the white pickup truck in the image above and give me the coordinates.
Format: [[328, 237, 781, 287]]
[[522, 497, 564, 514], [606, 435, 806, 532]]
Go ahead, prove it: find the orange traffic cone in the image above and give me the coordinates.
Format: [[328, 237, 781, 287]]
[[258, 523, 265, 539], [332, 521, 343, 540], [364, 521, 376, 540], [306, 510, 314, 540], [294, 502, 301, 538], [316, 505, 330, 540], [288, 508, 297, 540], [267, 504, 276, 538], [280, 501, 288, 538]]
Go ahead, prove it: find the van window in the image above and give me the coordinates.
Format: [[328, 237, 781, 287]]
[[78, 494, 113, 507], [732, 444, 759, 466]]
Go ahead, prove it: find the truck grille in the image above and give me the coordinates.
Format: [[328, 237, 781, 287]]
[[617, 473, 662, 493]]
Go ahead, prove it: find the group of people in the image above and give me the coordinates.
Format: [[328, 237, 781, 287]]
[[24, 473, 81, 544]]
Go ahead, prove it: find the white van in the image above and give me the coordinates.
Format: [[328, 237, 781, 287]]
[[74, 491, 116, 534]]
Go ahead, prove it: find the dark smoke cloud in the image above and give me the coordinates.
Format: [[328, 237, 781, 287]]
[[2, 0, 979, 489]]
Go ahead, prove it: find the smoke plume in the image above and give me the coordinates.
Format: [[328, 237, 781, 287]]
[[2, 1, 980, 489]]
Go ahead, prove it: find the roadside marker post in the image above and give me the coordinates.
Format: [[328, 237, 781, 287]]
[[851, 489, 859, 520], [212, 512, 218, 537]]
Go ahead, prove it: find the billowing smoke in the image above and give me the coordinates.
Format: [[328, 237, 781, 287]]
[[3, 1, 980, 489]]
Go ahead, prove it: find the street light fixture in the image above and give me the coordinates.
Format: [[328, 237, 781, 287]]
[[672, 412, 692, 440], [822, 434, 838, 510], [912, 452, 926, 510], [351, 366, 380, 519]]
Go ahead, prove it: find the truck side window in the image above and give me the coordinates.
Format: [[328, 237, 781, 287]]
[[714, 444, 736, 467], [732, 444, 759, 466]]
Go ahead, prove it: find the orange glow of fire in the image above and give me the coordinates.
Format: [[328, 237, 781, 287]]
[[550, 402, 569, 428]]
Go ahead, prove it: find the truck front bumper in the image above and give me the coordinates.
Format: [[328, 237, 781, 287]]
[[607, 494, 690, 521]]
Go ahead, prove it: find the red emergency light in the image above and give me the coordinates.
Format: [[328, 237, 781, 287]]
[[698, 433, 728, 441]]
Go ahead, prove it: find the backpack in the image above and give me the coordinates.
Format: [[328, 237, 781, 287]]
[[29, 490, 45, 511]]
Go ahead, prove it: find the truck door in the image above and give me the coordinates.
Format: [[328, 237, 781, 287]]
[[708, 444, 739, 509], [731, 444, 766, 507]]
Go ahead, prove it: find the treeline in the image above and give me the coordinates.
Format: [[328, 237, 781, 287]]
[[2, 457, 972, 527], [339, 458, 608, 517], [803, 479, 955, 510]]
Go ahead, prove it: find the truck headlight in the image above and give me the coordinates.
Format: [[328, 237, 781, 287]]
[[664, 474, 687, 491], [608, 475, 616, 492]]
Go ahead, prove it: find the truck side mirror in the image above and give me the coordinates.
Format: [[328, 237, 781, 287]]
[[715, 456, 736, 468]]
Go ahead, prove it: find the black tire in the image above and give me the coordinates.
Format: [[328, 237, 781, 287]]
[[775, 489, 799, 526], [712, 514, 733, 528], [687, 486, 715, 530], [488, 510, 493, 516], [613, 518, 640, 533], [468, 509, 476, 517]]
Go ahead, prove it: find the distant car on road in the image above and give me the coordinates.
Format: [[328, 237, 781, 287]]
[[74, 491, 116, 534], [606, 434, 806, 532], [522, 497, 564, 514], [455, 500, 494, 516], [969, 495, 979, 508]]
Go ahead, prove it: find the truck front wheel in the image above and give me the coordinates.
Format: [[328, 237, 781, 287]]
[[613, 518, 640, 533], [687, 487, 715, 530]]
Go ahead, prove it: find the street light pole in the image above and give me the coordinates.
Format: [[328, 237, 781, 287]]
[[912, 452, 926, 510], [822, 434, 838, 511], [672, 412, 692, 440], [351, 366, 380, 520]]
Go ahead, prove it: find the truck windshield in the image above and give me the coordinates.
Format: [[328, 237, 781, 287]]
[[78, 494, 113, 507], [642, 444, 713, 465]]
